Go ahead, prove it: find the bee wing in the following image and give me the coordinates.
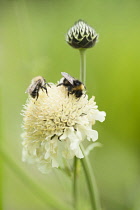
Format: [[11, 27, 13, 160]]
[[25, 86, 30, 94], [61, 72, 75, 85], [26, 81, 38, 94]]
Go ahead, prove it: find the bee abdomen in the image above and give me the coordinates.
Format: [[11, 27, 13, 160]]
[[31, 89, 38, 98], [74, 90, 83, 98]]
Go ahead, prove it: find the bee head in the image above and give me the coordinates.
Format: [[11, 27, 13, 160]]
[[73, 80, 82, 86]]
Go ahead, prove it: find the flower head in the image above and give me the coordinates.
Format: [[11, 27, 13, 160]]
[[66, 20, 98, 49], [21, 82, 105, 173]]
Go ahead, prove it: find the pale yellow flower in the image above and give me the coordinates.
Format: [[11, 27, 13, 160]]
[[21, 83, 106, 173]]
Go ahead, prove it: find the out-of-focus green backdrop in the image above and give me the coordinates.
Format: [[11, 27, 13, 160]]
[[0, 0, 140, 210]]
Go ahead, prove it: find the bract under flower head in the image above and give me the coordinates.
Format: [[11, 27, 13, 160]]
[[21, 83, 105, 173], [66, 20, 98, 49]]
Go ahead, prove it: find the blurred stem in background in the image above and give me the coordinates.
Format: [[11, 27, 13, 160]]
[[0, 148, 71, 210], [0, 91, 3, 210], [0, 149, 2, 210], [73, 157, 78, 210], [0, 148, 72, 210]]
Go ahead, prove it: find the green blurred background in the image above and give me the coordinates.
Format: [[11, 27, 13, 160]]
[[0, 0, 140, 209]]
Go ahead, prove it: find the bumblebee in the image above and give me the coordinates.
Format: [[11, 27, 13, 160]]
[[57, 72, 85, 98], [26, 76, 51, 100]]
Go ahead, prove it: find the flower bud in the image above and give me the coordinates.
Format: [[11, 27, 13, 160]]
[[66, 20, 98, 49]]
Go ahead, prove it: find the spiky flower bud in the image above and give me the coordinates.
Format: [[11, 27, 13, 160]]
[[66, 20, 98, 49]]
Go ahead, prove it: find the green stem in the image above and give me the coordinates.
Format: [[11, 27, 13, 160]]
[[0, 156, 2, 210], [0, 89, 3, 210], [80, 144, 101, 210], [73, 157, 78, 210], [72, 49, 87, 210], [79, 49, 86, 85], [0, 148, 72, 210], [79, 46, 101, 210], [0, 150, 2, 210]]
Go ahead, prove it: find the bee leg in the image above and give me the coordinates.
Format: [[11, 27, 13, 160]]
[[50, 134, 56, 140], [42, 86, 48, 95], [67, 86, 73, 97], [36, 91, 39, 101], [46, 83, 51, 88], [57, 83, 63, 87]]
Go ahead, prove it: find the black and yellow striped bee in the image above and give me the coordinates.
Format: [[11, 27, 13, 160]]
[[57, 72, 86, 98], [26, 76, 50, 100]]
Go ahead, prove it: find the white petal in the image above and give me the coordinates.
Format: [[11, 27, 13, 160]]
[[44, 152, 50, 159], [86, 129, 98, 141], [52, 158, 59, 168], [75, 146, 84, 158], [70, 141, 79, 150], [85, 142, 102, 156], [94, 111, 106, 122]]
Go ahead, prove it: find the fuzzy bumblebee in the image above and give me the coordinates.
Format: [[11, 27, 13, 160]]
[[57, 72, 85, 98]]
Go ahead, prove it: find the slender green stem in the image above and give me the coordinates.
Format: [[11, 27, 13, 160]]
[[78, 44, 101, 210], [73, 156, 78, 210], [79, 49, 86, 85], [80, 144, 101, 210], [72, 48, 87, 210], [0, 90, 3, 210], [79, 46, 101, 210], [0, 151, 3, 207], [0, 150, 3, 210], [73, 49, 86, 210]]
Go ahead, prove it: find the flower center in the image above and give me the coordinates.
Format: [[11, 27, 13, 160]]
[[23, 85, 88, 139]]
